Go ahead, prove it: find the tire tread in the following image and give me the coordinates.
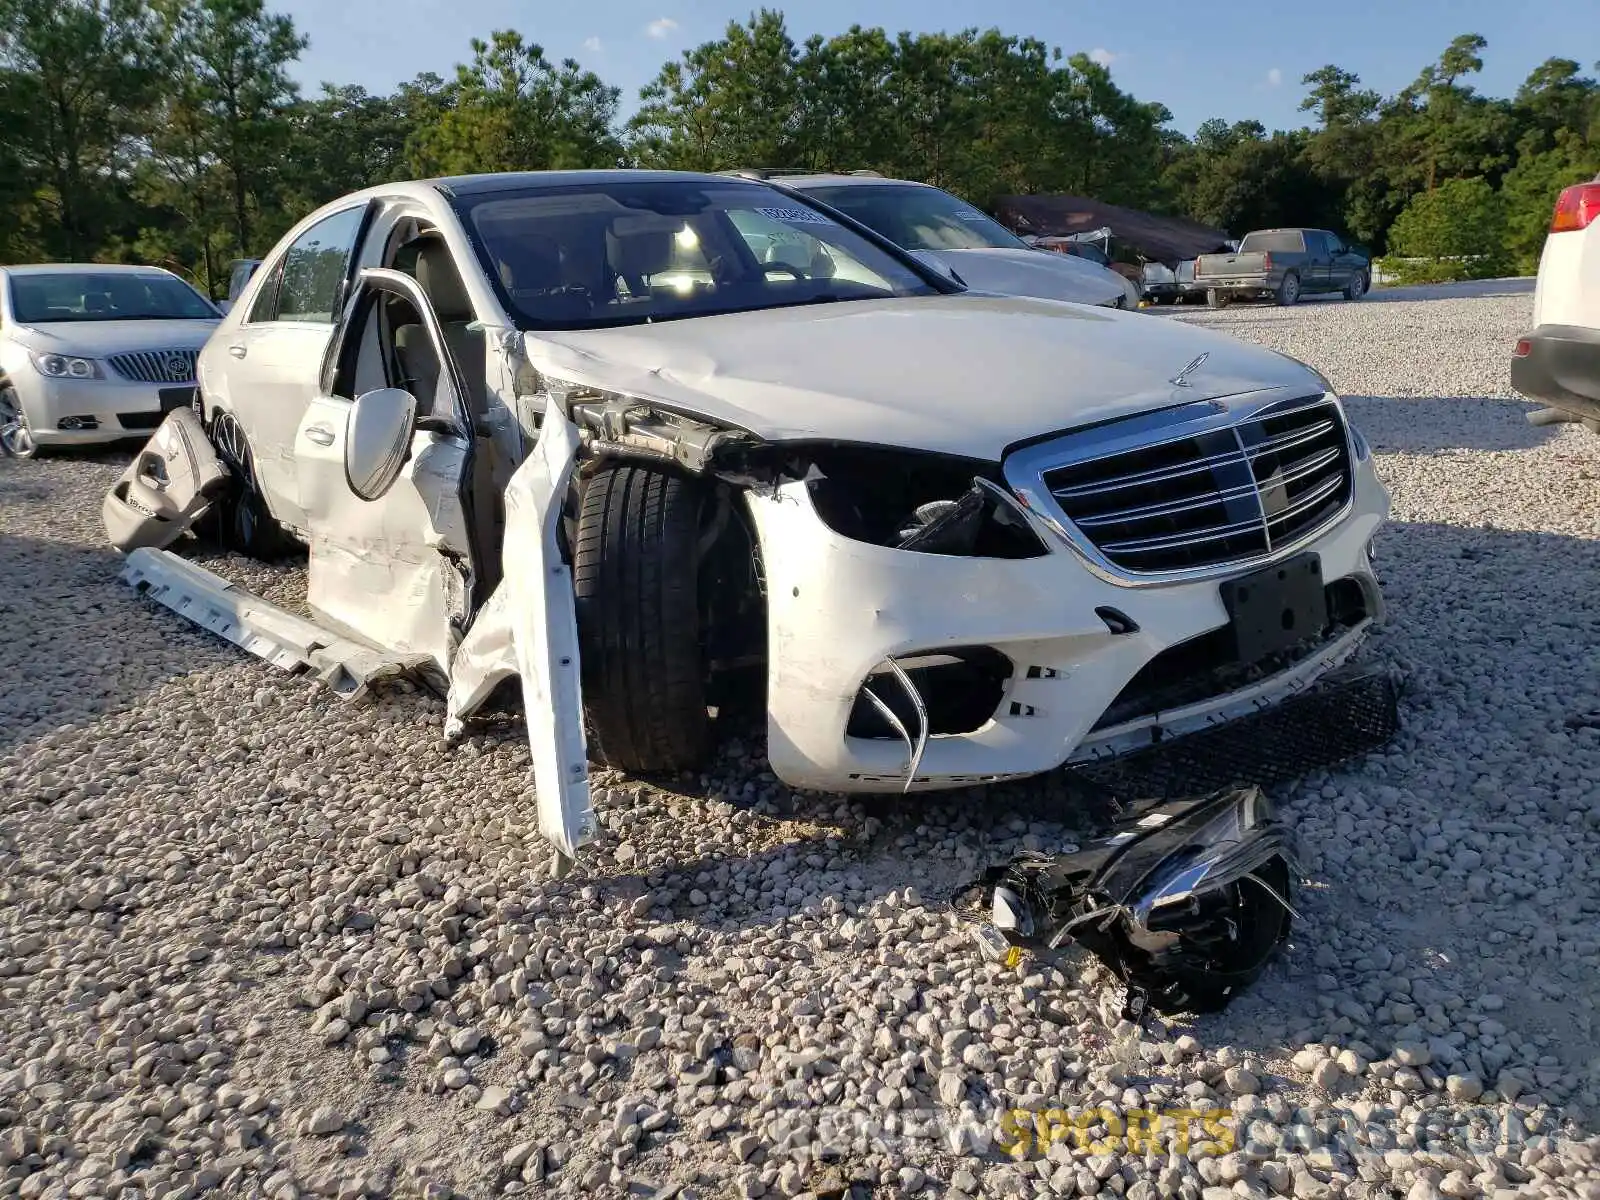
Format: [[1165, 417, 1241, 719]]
[[573, 463, 709, 772]]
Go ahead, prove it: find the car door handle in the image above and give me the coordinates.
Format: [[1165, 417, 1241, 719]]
[[305, 425, 335, 446], [228, 344, 247, 359]]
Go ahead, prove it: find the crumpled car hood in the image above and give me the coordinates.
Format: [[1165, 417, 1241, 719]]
[[936, 246, 1127, 306], [529, 294, 1321, 461], [7, 319, 219, 355]]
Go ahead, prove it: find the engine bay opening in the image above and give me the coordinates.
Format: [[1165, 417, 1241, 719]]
[[801, 445, 1047, 558], [700, 485, 767, 711], [846, 646, 1014, 740]]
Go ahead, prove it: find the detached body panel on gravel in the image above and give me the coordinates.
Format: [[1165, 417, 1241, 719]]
[[104, 170, 1390, 858]]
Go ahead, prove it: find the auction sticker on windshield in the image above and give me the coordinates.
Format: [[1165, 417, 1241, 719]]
[[756, 207, 836, 225]]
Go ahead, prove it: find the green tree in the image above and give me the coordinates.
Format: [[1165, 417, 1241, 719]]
[[280, 74, 452, 214], [790, 25, 897, 171], [0, 0, 164, 259], [1161, 121, 1333, 236], [408, 31, 620, 175], [1387, 175, 1508, 276], [631, 10, 802, 171], [157, 0, 305, 256]]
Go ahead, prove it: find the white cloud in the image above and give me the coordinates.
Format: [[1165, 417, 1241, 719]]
[[1088, 48, 1116, 68], [645, 17, 678, 39], [583, 36, 603, 53], [1266, 67, 1283, 86]]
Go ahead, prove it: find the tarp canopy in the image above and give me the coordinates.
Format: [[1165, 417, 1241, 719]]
[[995, 194, 1233, 265]]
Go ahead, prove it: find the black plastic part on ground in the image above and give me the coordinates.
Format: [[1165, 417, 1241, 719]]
[[1070, 662, 1403, 801], [966, 787, 1299, 1018]]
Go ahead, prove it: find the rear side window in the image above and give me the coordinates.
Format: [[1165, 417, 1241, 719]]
[[256, 206, 367, 324], [227, 261, 258, 302], [1240, 230, 1306, 253]]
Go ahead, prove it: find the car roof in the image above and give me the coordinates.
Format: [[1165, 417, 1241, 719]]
[[433, 169, 772, 196], [760, 173, 935, 191], [2, 263, 181, 277]]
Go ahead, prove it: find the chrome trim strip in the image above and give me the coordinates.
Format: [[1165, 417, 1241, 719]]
[[1050, 444, 1247, 500]]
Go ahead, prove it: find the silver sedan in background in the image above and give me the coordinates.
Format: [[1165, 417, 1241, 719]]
[[752, 171, 1144, 309], [0, 264, 220, 458]]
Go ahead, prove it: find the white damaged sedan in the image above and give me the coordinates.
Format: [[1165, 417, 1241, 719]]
[[104, 170, 1389, 858]]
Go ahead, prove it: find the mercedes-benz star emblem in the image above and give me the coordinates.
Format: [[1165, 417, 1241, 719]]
[[1169, 352, 1209, 388]]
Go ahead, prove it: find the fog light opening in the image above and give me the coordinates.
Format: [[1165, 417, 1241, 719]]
[[57, 415, 99, 431], [847, 647, 1013, 753]]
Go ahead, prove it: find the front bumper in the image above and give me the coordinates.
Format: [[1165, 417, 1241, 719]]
[[1511, 325, 1600, 424], [745, 458, 1388, 793], [12, 371, 196, 445], [1200, 278, 1275, 297]]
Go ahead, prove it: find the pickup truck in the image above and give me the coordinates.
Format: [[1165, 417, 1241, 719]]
[[1194, 229, 1371, 307]]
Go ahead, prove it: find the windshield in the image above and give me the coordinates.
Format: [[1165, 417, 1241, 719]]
[[9, 271, 219, 323], [798, 183, 1028, 252], [453, 180, 943, 330]]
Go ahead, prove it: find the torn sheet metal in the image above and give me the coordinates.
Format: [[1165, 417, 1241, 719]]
[[446, 403, 594, 859], [294, 409, 473, 677], [969, 787, 1296, 1018], [102, 408, 231, 553], [121, 548, 427, 700]]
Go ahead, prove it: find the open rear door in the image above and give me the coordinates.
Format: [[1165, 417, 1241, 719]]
[[447, 399, 593, 860]]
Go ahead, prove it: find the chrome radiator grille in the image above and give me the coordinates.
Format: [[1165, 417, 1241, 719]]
[[107, 349, 199, 384], [1010, 394, 1354, 577]]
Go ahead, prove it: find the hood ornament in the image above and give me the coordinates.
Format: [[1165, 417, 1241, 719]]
[[1170, 352, 1210, 388]]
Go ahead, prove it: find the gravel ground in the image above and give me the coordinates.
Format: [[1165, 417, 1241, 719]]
[[4, 280, 1600, 1200]]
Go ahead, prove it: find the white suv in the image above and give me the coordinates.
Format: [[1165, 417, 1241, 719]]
[[1512, 175, 1600, 429]]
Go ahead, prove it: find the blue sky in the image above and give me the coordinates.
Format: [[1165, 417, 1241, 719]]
[[280, 0, 1599, 137]]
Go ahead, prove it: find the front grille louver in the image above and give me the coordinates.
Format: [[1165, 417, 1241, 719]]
[[1019, 395, 1355, 577], [107, 349, 199, 384]]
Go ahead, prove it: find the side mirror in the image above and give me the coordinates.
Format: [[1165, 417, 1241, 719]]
[[909, 248, 959, 282], [344, 387, 417, 501]]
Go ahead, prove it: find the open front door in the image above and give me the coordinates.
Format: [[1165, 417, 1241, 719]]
[[446, 401, 593, 860], [292, 268, 481, 677]]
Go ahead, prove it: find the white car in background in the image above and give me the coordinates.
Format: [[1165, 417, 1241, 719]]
[[0, 264, 221, 458], [103, 170, 1388, 859], [755, 171, 1143, 309], [1512, 174, 1600, 432]]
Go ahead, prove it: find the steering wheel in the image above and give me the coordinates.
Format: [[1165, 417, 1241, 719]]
[[761, 263, 806, 280]]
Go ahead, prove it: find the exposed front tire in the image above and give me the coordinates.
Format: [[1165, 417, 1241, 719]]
[[1276, 272, 1301, 306], [1345, 272, 1367, 301], [209, 410, 293, 559], [0, 384, 45, 459], [574, 462, 711, 774]]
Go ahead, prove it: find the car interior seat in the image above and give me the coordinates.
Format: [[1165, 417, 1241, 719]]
[[606, 226, 679, 301], [491, 229, 594, 323], [393, 237, 486, 422]]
